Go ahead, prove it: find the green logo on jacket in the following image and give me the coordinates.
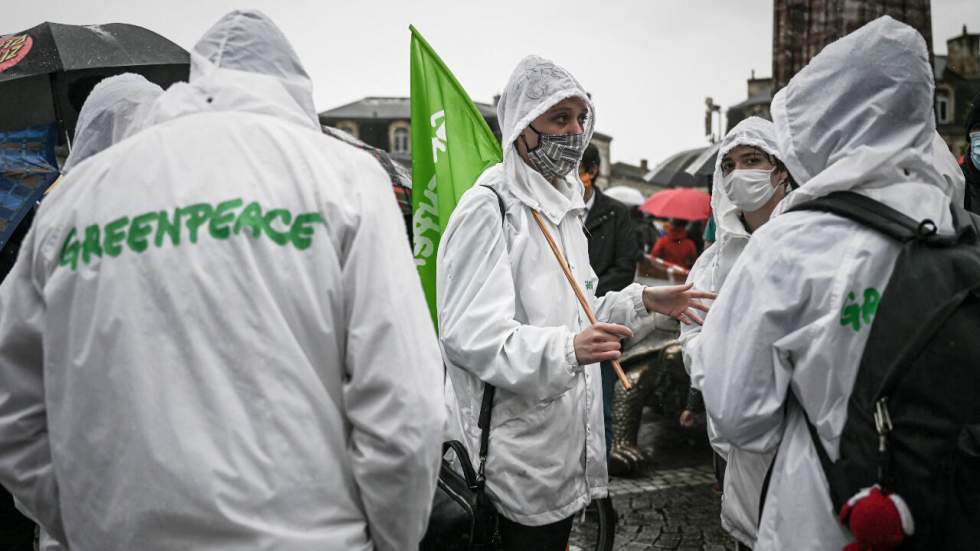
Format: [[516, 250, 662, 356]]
[[840, 287, 881, 332], [59, 198, 323, 271]]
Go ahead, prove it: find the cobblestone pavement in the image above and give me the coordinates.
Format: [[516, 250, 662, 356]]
[[570, 410, 740, 551]]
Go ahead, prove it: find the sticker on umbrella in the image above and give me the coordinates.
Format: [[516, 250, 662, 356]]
[[0, 35, 32, 73]]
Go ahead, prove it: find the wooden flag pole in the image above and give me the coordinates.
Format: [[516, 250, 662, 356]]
[[530, 209, 632, 391]]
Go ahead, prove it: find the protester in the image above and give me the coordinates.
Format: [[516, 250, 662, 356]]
[[699, 17, 955, 550], [631, 208, 659, 256], [678, 116, 794, 549], [40, 71, 165, 551], [437, 55, 712, 550], [0, 10, 444, 551], [580, 142, 639, 457], [61, 73, 164, 174], [964, 92, 980, 213], [650, 218, 697, 269]]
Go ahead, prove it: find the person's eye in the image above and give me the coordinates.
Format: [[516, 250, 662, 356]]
[[554, 114, 568, 124]]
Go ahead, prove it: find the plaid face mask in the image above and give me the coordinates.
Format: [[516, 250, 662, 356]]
[[523, 124, 587, 181]]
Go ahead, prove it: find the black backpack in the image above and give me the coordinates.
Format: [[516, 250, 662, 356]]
[[789, 191, 980, 549]]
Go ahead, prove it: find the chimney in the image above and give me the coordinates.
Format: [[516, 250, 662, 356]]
[[640, 159, 649, 171]]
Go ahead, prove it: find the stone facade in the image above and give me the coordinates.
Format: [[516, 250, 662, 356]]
[[937, 27, 980, 157], [773, 0, 933, 92]]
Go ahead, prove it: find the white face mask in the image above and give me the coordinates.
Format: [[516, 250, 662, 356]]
[[723, 168, 777, 212]]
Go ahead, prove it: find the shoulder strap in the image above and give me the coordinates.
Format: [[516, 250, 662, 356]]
[[473, 184, 503, 489], [480, 184, 506, 224], [787, 191, 941, 243]]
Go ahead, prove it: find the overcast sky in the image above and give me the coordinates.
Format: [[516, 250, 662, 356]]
[[5, 1, 978, 168]]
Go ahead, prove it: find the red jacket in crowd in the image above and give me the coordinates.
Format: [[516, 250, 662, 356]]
[[651, 225, 697, 270]]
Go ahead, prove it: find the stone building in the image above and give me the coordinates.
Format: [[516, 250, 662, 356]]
[[319, 97, 501, 168], [319, 96, 621, 183], [724, 2, 979, 157], [725, 72, 774, 132], [936, 26, 980, 157], [773, 0, 932, 92]]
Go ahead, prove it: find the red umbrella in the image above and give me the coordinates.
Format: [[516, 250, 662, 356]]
[[640, 188, 711, 220]]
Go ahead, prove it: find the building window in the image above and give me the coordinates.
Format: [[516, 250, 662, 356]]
[[335, 121, 359, 139], [936, 91, 952, 124], [390, 122, 411, 155]]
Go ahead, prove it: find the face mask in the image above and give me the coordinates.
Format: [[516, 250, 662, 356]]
[[723, 168, 777, 212], [523, 124, 587, 181], [971, 132, 980, 171]]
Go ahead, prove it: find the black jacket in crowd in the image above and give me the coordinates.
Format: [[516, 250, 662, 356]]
[[584, 187, 639, 297], [964, 94, 980, 215]]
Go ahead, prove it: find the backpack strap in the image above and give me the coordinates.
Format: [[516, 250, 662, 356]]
[[473, 184, 504, 490], [787, 191, 980, 512], [787, 191, 942, 243]]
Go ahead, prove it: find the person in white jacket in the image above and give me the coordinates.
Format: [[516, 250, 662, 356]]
[[437, 55, 712, 550], [678, 116, 793, 549], [699, 16, 955, 550], [35, 71, 163, 551], [0, 10, 445, 551], [61, 73, 163, 174]]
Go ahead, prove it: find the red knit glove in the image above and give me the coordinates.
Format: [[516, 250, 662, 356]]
[[838, 485, 913, 551]]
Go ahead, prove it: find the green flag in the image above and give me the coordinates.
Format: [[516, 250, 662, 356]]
[[410, 26, 502, 326]]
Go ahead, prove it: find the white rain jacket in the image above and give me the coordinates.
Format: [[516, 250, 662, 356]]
[[27, 71, 161, 551], [933, 131, 966, 207], [437, 55, 651, 526], [61, 73, 163, 174], [678, 116, 780, 547], [699, 17, 955, 550], [0, 10, 445, 551]]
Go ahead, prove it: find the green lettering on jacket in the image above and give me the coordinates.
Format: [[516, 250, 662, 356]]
[[56, 199, 324, 271]]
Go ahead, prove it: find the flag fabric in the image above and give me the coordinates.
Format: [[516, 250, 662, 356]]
[[409, 25, 502, 326]]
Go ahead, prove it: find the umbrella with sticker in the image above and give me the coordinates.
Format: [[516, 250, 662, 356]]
[[0, 21, 189, 279]]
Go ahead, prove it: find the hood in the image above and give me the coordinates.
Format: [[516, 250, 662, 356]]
[[771, 16, 951, 229], [146, 10, 319, 131], [711, 116, 781, 245], [62, 73, 163, 174], [932, 132, 966, 206], [496, 55, 595, 224]]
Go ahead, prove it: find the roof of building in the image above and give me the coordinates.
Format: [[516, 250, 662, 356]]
[[610, 161, 647, 181], [319, 96, 497, 120], [728, 91, 772, 112]]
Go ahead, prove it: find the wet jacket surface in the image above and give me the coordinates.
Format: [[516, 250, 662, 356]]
[[698, 17, 955, 551], [0, 11, 445, 551], [437, 55, 650, 526]]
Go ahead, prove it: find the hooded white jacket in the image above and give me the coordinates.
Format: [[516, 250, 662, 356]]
[[679, 116, 780, 547], [699, 17, 954, 550], [29, 71, 163, 551], [62, 73, 163, 175], [0, 10, 444, 551], [437, 55, 650, 526]]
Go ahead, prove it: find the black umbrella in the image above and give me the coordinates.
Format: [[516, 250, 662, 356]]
[[0, 22, 189, 279], [0, 21, 189, 143], [644, 146, 707, 188]]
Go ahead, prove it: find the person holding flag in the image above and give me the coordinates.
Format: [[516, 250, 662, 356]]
[[436, 55, 714, 549]]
